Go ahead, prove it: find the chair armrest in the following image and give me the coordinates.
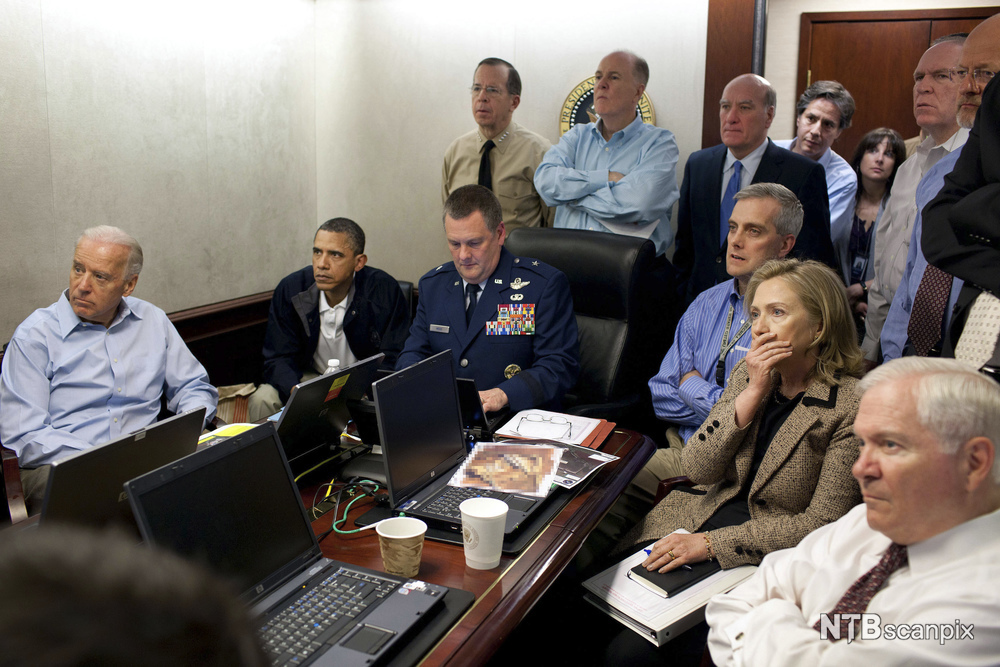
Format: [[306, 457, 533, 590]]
[[653, 475, 694, 505], [1, 446, 28, 525]]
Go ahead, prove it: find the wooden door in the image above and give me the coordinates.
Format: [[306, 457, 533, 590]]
[[797, 9, 998, 162]]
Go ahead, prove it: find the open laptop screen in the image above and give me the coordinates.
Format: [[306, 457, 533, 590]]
[[374, 350, 467, 508], [128, 424, 317, 599]]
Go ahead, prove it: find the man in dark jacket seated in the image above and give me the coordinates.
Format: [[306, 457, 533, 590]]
[[248, 218, 410, 420]]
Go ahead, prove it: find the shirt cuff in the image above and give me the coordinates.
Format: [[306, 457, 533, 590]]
[[678, 374, 714, 411]]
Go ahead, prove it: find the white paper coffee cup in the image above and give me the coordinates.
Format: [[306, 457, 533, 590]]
[[459, 497, 508, 570], [376, 516, 427, 578]]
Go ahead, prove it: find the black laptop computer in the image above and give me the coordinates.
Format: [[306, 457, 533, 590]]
[[456, 377, 509, 441], [40, 406, 206, 537], [356, 350, 547, 537], [125, 422, 472, 667], [274, 353, 384, 478]]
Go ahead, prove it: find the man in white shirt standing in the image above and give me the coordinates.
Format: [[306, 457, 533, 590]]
[[862, 35, 968, 365], [706, 357, 1000, 666]]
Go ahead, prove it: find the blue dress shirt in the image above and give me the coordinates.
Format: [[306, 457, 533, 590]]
[[649, 279, 751, 442], [880, 149, 965, 361], [0, 292, 218, 467], [534, 115, 680, 256], [774, 139, 858, 282]]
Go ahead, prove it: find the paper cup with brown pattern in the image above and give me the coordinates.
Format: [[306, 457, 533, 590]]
[[375, 517, 427, 578]]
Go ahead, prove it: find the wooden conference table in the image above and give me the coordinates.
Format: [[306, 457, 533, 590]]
[[308, 428, 654, 666]]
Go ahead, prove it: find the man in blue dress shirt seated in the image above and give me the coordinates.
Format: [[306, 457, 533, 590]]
[[248, 218, 410, 420], [0, 226, 217, 513], [638, 183, 801, 496], [396, 185, 579, 413], [533, 50, 679, 259]]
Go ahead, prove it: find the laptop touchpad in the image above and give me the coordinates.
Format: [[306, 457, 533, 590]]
[[342, 625, 396, 654], [506, 496, 536, 512]]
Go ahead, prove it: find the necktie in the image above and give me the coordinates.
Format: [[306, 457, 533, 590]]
[[813, 543, 907, 640], [478, 140, 496, 191], [908, 265, 953, 356], [720, 161, 743, 245], [955, 291, 1000, 368], [465, 283, 480, 325]]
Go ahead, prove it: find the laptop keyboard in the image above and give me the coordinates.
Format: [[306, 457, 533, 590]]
[[422, 486, 507, 520], [259, 566, 399, 666]]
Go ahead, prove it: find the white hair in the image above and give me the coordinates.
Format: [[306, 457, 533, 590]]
[[859, 357, 1000, 482], [78, 226, 143, 279]]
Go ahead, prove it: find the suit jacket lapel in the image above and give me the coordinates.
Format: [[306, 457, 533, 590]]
[[752, 139, 782, 185], [707, 146, 727, 248], [748, 379, 837, 496], [446, 274, 469, 339]]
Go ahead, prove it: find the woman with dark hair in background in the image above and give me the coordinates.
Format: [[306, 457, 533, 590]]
[[837, 128, 907, 340]]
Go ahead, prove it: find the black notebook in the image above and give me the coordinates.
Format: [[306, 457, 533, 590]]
[[627, 558, 723, 598]]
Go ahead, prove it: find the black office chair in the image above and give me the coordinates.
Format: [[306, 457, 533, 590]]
[[397, 280, 414, 324], [505, 228, 662, 425]]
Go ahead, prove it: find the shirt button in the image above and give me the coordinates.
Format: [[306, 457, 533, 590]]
[[605, 147, 609, 152], [716, 257, 722, 263], [114, 418, 118, 423], [460, 359, 469, 368], [117, 388, 122, 392]]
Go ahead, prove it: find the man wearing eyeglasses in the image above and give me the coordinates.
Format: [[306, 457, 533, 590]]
[[878, 18, 1000, 363], [921, 14, 1000, 365], [861, 35, 968, 366], [442, 58, 552, 230]]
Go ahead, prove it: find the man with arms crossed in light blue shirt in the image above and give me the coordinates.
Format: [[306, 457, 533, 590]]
[[0, 226, 217, 514], [533, 50, 679, 258]]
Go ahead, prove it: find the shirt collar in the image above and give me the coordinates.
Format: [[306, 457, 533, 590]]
[[906, 504, 1000, 576], [318, 280, 355, 313], [593, 113, 644, 144], [55, 290, 137, 338], [477, 122, 515, 154], [917, 127, 970, 158], [724, 138, 768, 176]]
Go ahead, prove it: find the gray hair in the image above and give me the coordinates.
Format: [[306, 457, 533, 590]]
[[78, 226, 143, 280], [734, 183, 803, 237], [859, 357, 1000, 482], [796, 80, 856, 130], [316, 217, 365, 255], [930, 32, 968, 46]]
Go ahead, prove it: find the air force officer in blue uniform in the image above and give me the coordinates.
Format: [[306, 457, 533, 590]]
[[396, 185, 579, 412]]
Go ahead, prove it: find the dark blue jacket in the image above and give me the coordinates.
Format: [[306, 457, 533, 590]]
[[396, 247, 579, 411], [674, 139, 836, 304], [262, 265, 409, 402]]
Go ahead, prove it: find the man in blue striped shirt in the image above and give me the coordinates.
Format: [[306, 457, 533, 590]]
[[636, 183, 802, 496]]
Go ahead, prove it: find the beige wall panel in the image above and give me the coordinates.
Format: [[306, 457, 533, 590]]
[[202, 3, 317, 298], [315, 0, 709, 283], [0, 0, 316, 342], [1, 0, 57, 341]]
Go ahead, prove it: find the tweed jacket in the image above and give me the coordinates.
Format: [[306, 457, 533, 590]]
[[626, 361, 861, 569]]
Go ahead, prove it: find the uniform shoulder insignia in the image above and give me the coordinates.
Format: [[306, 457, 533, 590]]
[[420, 262, 457, 281]]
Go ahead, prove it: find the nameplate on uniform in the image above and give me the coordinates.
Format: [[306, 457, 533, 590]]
[[430, 324, 450, 333], [486, 304, 535, 335]]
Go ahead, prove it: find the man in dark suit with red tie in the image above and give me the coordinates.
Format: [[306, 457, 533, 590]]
[[674, 74, 836, 305]]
